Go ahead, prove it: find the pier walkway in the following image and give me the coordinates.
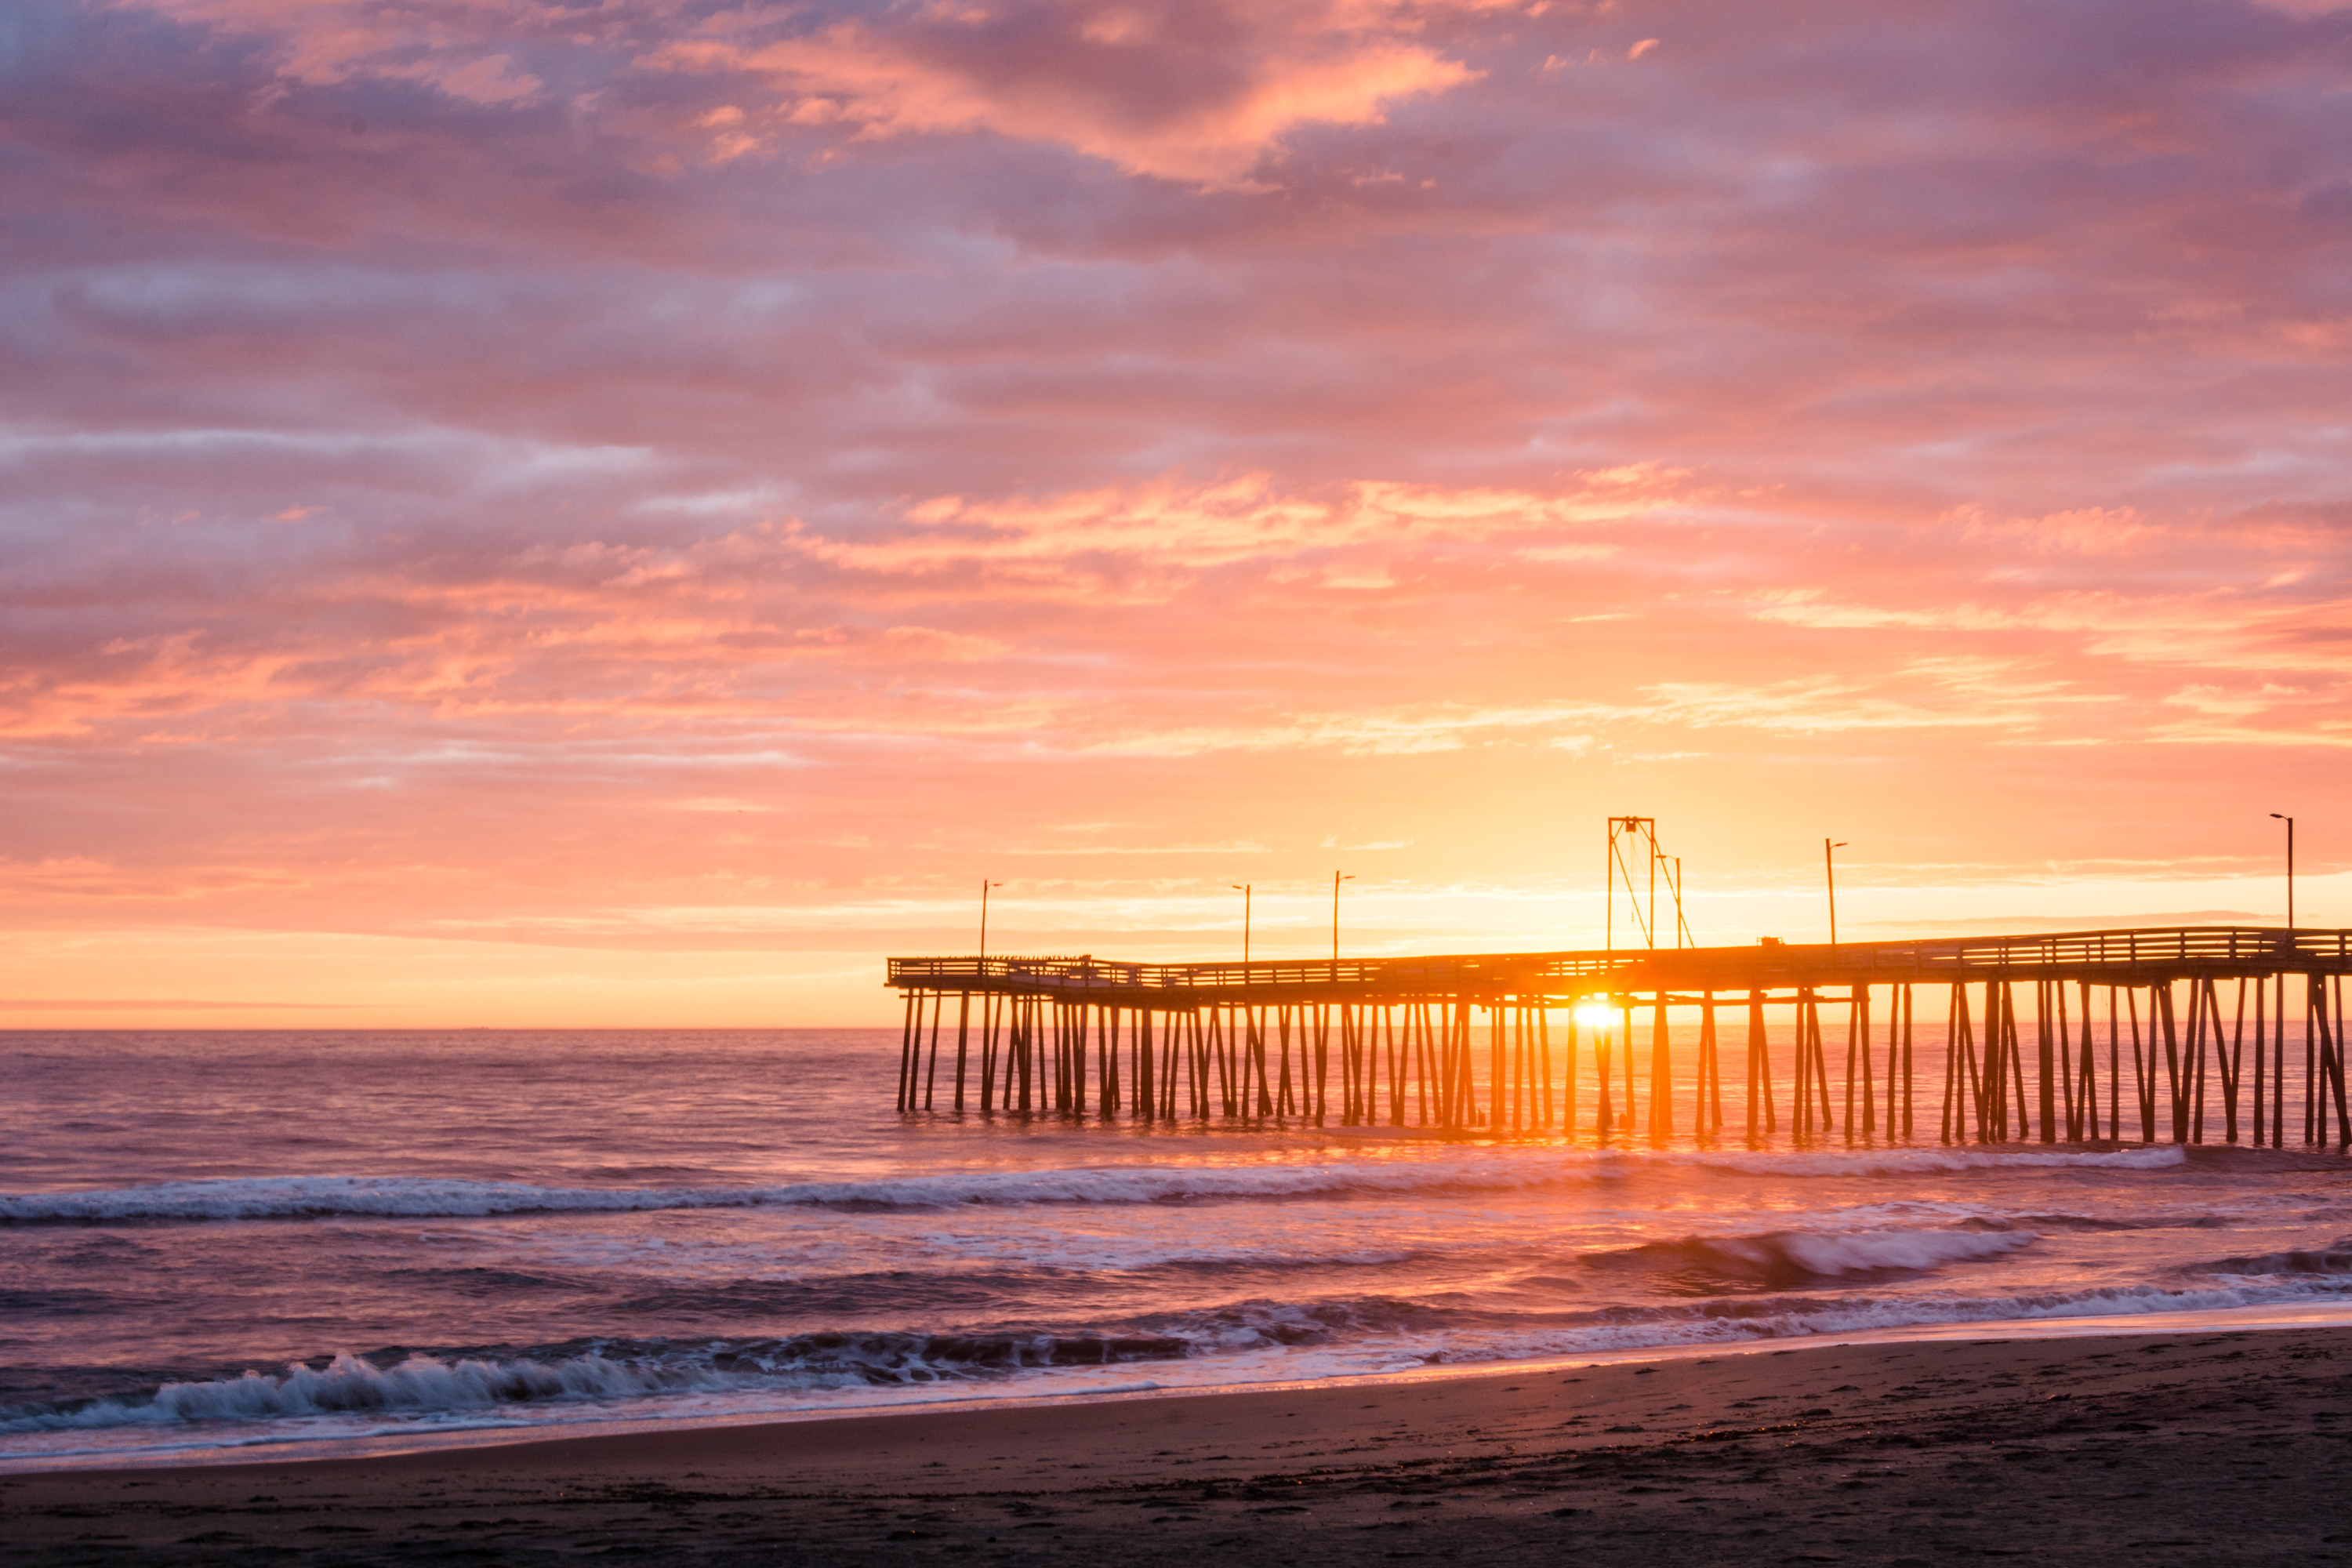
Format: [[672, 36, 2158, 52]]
[[887, 927, 2352, 1148]]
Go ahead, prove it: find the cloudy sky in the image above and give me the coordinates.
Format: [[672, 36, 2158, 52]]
[[3, 0, 2347, 1024]]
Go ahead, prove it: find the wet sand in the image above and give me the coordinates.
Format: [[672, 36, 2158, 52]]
[[9, 1326, 2352, 1565]]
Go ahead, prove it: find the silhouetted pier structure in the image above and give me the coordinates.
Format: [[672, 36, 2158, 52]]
[[889, 927, 2352, 1148]]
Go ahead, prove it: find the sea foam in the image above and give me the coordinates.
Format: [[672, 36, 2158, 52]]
[[0, 1145, 2189, 1225]]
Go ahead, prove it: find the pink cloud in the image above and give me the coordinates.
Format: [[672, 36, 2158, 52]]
[[656, 2, 1483, 184], [5, 0, 2352, 1009]]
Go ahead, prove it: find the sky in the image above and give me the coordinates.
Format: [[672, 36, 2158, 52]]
[[2, 0, 2349, 1026]]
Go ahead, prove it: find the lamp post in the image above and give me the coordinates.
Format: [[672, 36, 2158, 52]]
[[1333, 871, 1356, 971], [1824, 839, 1849, 945], [1230, 883, 1252, 966], [2271, 815, 2295, 929], [978, 880, 1003, 960]]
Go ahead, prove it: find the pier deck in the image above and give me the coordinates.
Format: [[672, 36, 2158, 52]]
[[886, 926, 2352, 1148]]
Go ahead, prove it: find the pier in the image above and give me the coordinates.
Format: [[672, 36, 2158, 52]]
[[888, 926, 2352, 1148]]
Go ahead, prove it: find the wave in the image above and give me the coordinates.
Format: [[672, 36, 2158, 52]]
[[1388, 1276, 2352, 1369], [14, 1265, 2352, 1439], [1582, 1226, 2034, 1287], [0, 1145, 2190, 1225], [2204, 1246, 2352, 1277], [0, 1330, 1191, 1434]]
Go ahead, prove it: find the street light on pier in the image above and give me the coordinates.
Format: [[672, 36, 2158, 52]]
[[2271, 815, 2295, 929], [1333, 872, 1356, 972], [1231, 883, 1252, 966], [978, 880, 1003, 961], [1824, 840, 1849, 945]]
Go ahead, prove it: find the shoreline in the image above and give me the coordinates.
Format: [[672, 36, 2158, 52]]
[[10, 1320, 2352, 1563], [13, 1297, 2352, 1479]]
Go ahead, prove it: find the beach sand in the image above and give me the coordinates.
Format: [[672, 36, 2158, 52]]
[[9, 1327, 2352, 1564]]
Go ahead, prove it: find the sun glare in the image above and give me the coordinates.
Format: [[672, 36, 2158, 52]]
[[1572, 1002, 1617, 1029]]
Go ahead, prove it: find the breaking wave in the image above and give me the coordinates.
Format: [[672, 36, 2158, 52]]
[[14, 1267, 2350, 1439], [0, 1330, 1192, 1434], [1582, 1226, 2034, 1286], [2204, 1245, 2352, 1276], [0, 1145, 2189, 1225]]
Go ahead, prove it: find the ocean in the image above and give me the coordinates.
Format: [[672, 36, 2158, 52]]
[[5, 1026, 2350, 1471]]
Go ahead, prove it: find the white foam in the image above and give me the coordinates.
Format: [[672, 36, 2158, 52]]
[[0, 1144, 2190, 1224], [1706, 1227, 2033, 1275], [4, 1352, 739, 1433]]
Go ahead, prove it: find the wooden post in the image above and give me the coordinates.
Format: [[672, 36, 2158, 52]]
[[955, 992, 971, 1112], [2005, 982, 2030, 1142], [1450, 1004, 1465, 1131], [1843, 985, 1862, 1144], [2335, 975, 2351, 1149], [1134, 1006, 1153, 1123], [2317, 975, 2350, 1149], [1748, 989, 1773, 1138], [925, 993, 944, 1110], [1515, 1004, 1530, 1131], [2054, 980, 2071, 1139], [1793, 989, 1813, 1140], [2129, 987, 2152, 1143], [2053, 980, 2072, 1139], [1940, 984, 1962, 1145], [1016, 996, 1033, 1113], [1618, 996, 1635, 1135], [1650, 992, 1672, 1141], [1882, 982, 1901, 1138], [2310, 972, 2321, 1146], [2225, 977, 2245, 1143], [2274, 972, 2287, 1149], [1374, 1011, 1392, 1123], [1315, 1003, 1331, 1125], [1338, 1005, 1353, 1126], [1595, 1012, 1613, 1137], [1983, 981, 2005, 1142], [1490, 1004, 1507, 1131], [1799, 989, 1816, 1139], [979, 993, 998, 1114], [1100, 1005, 1118, 1117], [1901, 982, 1915, 1139], [1443, 1003, 1463, 1129], [2189, 978, 2208, 1144], [1047, 1002, 1063, 1114], [2117, 987, 2136, 1147], [1539, 1006, 1555, 1130], [897, 991, 917, 1112], [1164, 1007, 1182, 1119], [1273, 1006, 1292, 1120], [2252, 978, 2267, 1146], [1810, 990, 1835, 1138], [2161, 983, 2184, 1145], [2038, 977, 2058, 1144], [1556, 1008, 1574, 1134], [2312, 975, 2329, 1148], [1984, 980, 2005, 1143], [2076, 980, 2096, 1141], [1254, 1006, 1274, 1118], [1857, 984, 1874, 1139], [1698, 992, 1721, 1136]]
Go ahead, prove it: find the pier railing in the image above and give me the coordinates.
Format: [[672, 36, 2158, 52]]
[[889, 925, 2352, 1001]]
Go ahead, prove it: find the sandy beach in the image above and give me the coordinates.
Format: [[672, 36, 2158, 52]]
[[9, 1324, 2351, 1565]]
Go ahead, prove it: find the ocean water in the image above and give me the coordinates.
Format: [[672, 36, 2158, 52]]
[[4, 1026, 2351, 1471]]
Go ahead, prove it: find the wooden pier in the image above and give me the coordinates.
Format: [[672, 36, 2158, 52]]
[[887, 926, 2352, 1148]]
